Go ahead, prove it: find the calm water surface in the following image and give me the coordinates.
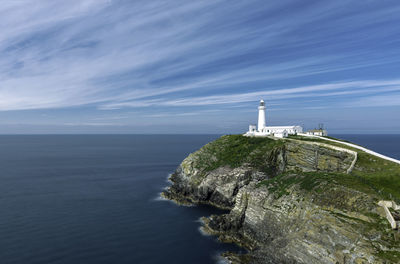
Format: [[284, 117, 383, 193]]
[[0, 134, 399, 264], [331, 134, 400, 159], [0, 135, 243, 264]]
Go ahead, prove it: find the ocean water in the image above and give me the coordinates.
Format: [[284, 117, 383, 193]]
[[0, 134, 399, 264], [0, 135, 244, 264], [331, 134, 400, 160]]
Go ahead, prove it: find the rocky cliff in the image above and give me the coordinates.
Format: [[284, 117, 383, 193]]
[[162, 135, 400, 264]]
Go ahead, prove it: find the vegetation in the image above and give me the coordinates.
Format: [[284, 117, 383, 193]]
[[288, 135, 361, 150], [192, 134, 284, 174], [352, 151, 400, 202], [325, 135, 355, 144], [191, 134, 400, 201], [376, 250, 400, 263], [185, 134, 400, 262], [178, 134, 400, 262], [256, 171, 378, 199], [286, 135, 400, 202]]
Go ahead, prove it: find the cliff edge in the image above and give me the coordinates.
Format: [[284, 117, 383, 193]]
[[162, 135, 400, 263]]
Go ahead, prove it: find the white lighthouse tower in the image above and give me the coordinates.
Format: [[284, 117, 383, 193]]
[[245, 99, 303, 137], [258, 99, 266, 131]]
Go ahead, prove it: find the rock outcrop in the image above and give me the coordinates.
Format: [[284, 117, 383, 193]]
[[162, 135, 400, 263]]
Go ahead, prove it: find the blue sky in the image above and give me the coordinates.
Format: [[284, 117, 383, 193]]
[[1, 0, 400, 134]]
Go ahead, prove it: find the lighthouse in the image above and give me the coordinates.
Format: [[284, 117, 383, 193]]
[[258, 100, 266, 131], [245, 99, 303, 137]]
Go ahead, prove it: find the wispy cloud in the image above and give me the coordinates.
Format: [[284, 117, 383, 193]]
[[101, 79, 400, 108], [64, 122, 123, 127], [0, 1, 400, 133]]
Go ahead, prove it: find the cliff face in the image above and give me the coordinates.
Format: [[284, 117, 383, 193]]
[[162, 135, 400, 264]]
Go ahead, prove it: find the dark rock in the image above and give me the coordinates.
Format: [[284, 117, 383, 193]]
[[162, 136, 400, 263]]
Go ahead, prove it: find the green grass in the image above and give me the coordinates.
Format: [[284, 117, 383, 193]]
[[376, 250, 400, 263], [287, 135, 400, 202], [288, 135, 362, 151], [256, 171, 379, 199], [325, 136, 360, 145], [289, 134, 351, 144], [288, 135, 357, 149], [187, 134, 400, 262], [256, 173, 298, 198], [193, 135, 284, 174], [351, 151, 400, 202], [236, 135, 400, 262], [192, 134, 400, 201]]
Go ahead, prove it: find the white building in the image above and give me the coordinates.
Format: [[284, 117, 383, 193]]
[[306, 129, 328, 136], [245, 100, 303, 138], [274, 130, 288, 138]]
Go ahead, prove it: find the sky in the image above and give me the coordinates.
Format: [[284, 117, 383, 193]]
[[1, 0, 400, 134]]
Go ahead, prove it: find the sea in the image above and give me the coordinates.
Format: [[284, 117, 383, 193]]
[[0, 134, 399, 264]]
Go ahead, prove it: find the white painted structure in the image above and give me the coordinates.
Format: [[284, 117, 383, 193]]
[[378, 201, 400, 229], [249, 125, 257, 133], [274, 130, 288, 138], [258, 100, 266, 131], [306, 129, 328, 136], [245, 100, 303, 138]]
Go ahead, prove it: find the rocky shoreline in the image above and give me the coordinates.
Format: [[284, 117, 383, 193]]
[[162, 135, 400, 264]]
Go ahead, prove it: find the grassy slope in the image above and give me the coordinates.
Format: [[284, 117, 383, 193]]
[[191, 135, 400, 262], [191, 134, 400, 202], [281, 135, 400, 262], [286, 135, 400, 202], [192, 134, 284, 174]]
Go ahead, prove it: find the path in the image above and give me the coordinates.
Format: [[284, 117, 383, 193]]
[[299, 134, 400, 165]]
